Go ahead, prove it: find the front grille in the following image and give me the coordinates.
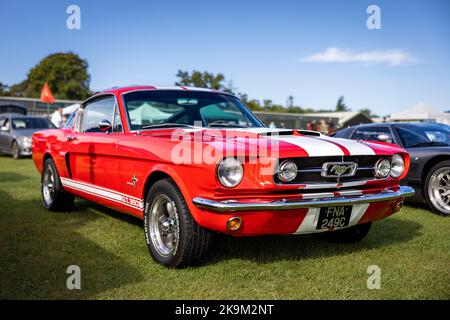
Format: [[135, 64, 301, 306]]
[[274, 155, 388, 184]]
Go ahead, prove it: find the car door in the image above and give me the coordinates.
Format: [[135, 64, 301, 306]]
[[67, 95, 122, 191], [0, 117, 13, 153]]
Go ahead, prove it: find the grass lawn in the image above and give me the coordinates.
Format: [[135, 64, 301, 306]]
[[0, 156, 449, 299]]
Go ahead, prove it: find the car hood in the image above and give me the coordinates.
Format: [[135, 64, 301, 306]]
[[143, 127, 406, 158]]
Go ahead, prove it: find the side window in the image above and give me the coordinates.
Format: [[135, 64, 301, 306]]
[[82, 97, 115, 133], [113, 107, 123, 133], [3, 119, 10, 131], [64, 112, 76, 128], [333, 127, 353, 138], [351, 127, 393, 143]]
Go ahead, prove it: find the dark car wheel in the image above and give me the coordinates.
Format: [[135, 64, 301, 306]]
[[320, 222, 372, 243], [425, 160, 450, 216], [11, 141, 21, 160], [41, 158, 75, 212], [144, 178, 212, 268]]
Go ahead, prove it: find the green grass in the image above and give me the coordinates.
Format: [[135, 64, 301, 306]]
[[0, 157, 449, 300]]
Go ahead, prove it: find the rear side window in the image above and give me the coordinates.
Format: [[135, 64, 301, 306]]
[[333, 127, 353, 138], [82, 97, 115, 133], [351, 127, 394, 143]]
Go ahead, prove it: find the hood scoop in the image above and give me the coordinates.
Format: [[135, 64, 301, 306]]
[[296, 130, 322, 137]]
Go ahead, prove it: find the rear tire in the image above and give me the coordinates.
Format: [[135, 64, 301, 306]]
[[320, 222, 372, 243], [41, 158, 74, 212], [11, 141, 21, 160], [424, 160, 450, 216], [144, 178, 212, 268]]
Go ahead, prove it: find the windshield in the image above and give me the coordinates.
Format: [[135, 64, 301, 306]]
[[395, 124, 450, 148], [123, 90, 264, 131], [12, 117, 55, 130]]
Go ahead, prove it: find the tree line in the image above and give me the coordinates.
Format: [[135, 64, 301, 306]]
[[0, 52, 375, 117]]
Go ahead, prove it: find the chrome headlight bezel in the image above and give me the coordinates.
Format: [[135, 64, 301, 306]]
[[217, 157, 244, 188], [374, 158, 391, 178], [390, 154, 405, 178], [278, 160, 298, 182]]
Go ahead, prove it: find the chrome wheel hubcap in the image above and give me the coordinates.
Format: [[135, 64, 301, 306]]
[[149, 194, 179, 256], [42, 165, 55, 206], [428, 167, 450, 214]]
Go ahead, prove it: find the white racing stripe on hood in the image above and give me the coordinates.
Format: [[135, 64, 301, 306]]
[[227, 128, 294, 134], [320, 136, 376, 155], [273, 136, 344, 156]]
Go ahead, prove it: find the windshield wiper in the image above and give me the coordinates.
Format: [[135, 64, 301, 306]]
[[208, 120, 246, 128], [141, 123, 197, 129]]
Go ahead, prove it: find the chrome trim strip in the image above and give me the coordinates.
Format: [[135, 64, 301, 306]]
[[296, 166, 375, 173], [192, 186, 415, 213]]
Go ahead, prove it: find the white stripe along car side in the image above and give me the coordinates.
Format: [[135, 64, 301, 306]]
[[60, 178, 144, 211]]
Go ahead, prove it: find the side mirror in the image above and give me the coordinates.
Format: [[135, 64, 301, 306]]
[[377, 133, 392, 142], [98, 119, 112, 132], [0, 126, 9, 132]]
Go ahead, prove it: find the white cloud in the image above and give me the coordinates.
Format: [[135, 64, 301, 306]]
[[300, 47, 417, 66]]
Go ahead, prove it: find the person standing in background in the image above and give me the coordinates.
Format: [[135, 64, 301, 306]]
[[319, 119, 329, 134], [51, 106, 64, 128]]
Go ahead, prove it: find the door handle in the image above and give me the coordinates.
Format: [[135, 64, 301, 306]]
[[67, 135, 77, 142]]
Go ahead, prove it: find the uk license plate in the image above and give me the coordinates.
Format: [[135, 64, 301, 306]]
[[316, 206, 352, 230]]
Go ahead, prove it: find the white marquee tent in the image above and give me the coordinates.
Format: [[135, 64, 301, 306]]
[[62, 103, 80, 116], [389, 102, 450, 125]]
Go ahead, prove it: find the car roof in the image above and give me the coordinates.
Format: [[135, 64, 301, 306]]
[[352, 122, 448, 128], [0, 113, 47, 119], [99, 85, 233, 96], [0, 113, 28, 118]]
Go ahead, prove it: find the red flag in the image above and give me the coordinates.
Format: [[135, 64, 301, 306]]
[[40, 82, 55, 104]]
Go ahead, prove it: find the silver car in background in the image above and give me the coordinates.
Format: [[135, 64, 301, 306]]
[[0, 114, 55, 159]]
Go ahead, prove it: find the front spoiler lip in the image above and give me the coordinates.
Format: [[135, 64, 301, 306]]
[[192, 186, 415, 213]]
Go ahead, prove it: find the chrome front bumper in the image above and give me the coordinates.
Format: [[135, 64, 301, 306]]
[[192, 186, 415, 213]]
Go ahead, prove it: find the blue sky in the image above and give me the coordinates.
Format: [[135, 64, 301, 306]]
[[0, 0, 449, 115]]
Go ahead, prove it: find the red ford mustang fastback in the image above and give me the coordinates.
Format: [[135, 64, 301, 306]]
[[32, 86, 414, 267]]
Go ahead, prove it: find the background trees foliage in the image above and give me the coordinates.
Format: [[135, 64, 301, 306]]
[[2, 52, 91, 100], [1, 53, 368, 115]]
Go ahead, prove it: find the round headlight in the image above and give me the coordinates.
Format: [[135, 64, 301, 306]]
[[374, 158, 391, 178], [390, 154, 405, 178], [217, 157, 243, 188], [278, 160, 298, 182]]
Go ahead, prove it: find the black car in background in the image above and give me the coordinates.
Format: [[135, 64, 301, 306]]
[[334, 122, 450, 216]]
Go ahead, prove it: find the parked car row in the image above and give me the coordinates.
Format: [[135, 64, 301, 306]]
[[333, 122, 450, 216]]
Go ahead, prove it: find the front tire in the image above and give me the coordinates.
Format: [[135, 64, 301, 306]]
[[320, 222, 372, 243], [144, 178, 212, 268], [11, 141, 21, 160], [41, 158, 74, 212], [424, 160, 450, 216]]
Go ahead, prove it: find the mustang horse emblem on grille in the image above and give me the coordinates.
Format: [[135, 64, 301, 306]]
[[322, 162, 358, 178], [331, 164, 351, 176]]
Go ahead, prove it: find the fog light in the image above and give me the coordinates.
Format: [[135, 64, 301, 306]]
[[227, 217, 242, 231], [393, 201, 404, 213]]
